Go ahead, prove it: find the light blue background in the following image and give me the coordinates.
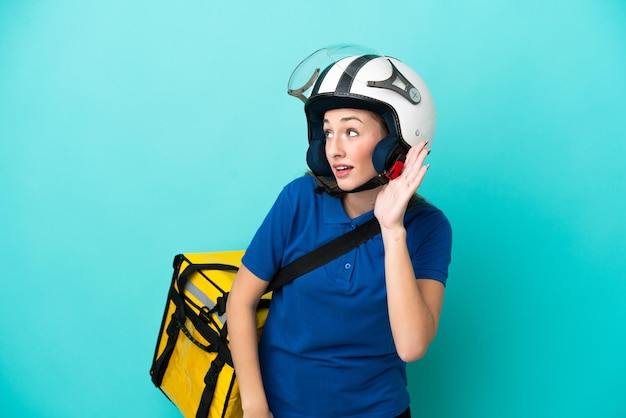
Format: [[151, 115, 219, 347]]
[[1, 1, 625, 417]]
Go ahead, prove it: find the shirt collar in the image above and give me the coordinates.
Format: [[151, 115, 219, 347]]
[[322, 192, 375, 225]]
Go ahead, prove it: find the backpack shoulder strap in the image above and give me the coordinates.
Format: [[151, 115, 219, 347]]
[[266, 217, 381, 293]]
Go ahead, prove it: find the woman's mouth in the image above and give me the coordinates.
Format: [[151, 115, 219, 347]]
[[333, 165, 353, 178]]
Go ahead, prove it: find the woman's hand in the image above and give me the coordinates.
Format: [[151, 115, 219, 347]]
[[374, 141, 430, 230]]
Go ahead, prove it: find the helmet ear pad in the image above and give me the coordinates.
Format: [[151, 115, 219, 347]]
[[372, 136, 407, 174], [308, 136, 407, 178], [306, 139, 333, 177]]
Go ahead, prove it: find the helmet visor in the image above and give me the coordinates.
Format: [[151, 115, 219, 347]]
[[287, 44, 389, 103]]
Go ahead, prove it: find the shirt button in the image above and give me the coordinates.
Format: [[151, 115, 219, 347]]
[[344, 263, 352, 269]]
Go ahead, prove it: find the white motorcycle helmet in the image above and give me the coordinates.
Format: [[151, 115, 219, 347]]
[[288, 44, 436, 192]]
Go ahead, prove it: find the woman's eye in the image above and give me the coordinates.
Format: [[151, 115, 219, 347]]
[[347, 129, 358, 137], [324, 130, 333, 139]]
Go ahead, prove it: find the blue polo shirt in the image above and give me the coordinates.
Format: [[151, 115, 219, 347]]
[[242, 175, 452, 418]]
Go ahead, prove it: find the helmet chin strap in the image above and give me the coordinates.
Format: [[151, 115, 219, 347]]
[[314, 160, 405, 196], [346, 175, 388, 193], [314, 176, 383, 197]]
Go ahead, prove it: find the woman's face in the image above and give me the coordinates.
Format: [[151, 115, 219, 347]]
[[323, 108, 387, 191]]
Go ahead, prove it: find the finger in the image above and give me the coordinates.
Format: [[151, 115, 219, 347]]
[[409, 162, 429, 187], [407, 141, 429, 164], [408, 155, 430, 186], [402, 142, 429, 178]]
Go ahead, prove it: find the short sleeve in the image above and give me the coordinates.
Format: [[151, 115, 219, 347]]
[[241, 180, 302, 281], [406, 207, 453, 285]]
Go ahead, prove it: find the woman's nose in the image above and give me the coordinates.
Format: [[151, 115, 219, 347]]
[[325, 137, 345, 158]]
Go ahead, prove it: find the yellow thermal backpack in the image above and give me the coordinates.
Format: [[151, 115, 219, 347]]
[[149, 251, 271, 418]]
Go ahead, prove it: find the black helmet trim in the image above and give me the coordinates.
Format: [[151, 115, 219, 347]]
[[304, 93, 409, 188], [367, 60, 422, 105], [305, 93, 402, 145], [311, 54, 380, 97], [304, 93, 407, 185]]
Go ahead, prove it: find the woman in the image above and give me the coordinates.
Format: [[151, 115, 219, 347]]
[[226, 45, 452, 418]]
